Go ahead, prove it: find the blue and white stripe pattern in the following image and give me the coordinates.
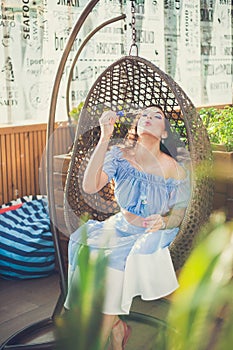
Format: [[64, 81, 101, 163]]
[[0, 197, 55, 279]]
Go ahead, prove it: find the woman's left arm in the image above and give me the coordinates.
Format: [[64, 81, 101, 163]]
[[143, 208, 186, 232], [163, 159, 190, 229], [144, 160, 190, 232], [162, 207, 186, 229]]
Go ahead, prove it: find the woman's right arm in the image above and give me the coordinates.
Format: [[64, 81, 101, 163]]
[[82, 110, 117, 194]]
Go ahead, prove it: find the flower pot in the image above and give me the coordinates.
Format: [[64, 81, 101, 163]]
[[212, 151, 233, 219], [211, 143, 227, 151]]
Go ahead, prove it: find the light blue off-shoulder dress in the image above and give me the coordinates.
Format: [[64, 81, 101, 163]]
[[64, 146, 190, 314]]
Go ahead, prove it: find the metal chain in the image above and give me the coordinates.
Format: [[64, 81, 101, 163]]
[[129, 0, 138, 56]]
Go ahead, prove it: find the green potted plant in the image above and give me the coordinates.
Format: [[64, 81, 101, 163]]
[[69, 101, 84, 123], [199, 106, 233, 218], [199, 106, 233, 152]]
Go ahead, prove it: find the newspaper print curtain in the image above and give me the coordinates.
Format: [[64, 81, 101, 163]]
[[0, 0, 232, 124]]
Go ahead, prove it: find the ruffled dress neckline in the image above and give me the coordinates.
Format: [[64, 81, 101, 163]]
[[113, 146, 188, 185]]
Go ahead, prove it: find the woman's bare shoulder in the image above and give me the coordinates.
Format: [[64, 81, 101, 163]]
[[175, 162, 187, 180], [164, 154, 187, 180]]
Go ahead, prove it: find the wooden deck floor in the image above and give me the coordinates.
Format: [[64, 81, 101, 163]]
[[0, 272, 170, 349], [0, 272, 60, 346]]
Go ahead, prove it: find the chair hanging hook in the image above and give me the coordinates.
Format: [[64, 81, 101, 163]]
[[129, 0, 138, 56], [129, 43, 139, 56]]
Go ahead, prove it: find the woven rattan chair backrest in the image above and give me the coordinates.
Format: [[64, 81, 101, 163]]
[[64, 56, 213, 270]]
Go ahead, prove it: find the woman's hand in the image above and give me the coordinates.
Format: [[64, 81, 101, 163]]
[[99, 110, 117, 141], [143, 214, 166, 232]]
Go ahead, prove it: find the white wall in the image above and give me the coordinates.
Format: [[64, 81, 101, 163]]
[[0, 0, 232, 124]]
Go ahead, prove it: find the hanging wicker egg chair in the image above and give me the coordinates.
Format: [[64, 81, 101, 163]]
[[64, 55, 214, 271]]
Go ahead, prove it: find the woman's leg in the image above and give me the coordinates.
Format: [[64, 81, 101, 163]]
[[101, 314, 129, 350], [101, 314, 118, 348]]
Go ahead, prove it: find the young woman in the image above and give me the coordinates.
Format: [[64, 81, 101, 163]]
[[64, 106, 191, 349]]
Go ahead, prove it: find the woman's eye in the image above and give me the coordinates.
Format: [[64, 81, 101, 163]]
[[141, 113, 162, 119]]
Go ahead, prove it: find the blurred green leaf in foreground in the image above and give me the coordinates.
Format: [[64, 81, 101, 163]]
[[55, 224, 108, 350], [55, 212, 233, 350], [165, 212, 233, 350]]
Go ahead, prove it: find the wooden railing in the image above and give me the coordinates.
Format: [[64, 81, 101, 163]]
[[0, 104, 230, 206], [0, 122, 74, 205]]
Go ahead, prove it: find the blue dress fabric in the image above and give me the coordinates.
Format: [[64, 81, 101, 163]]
[[65, 146, 190, 314]]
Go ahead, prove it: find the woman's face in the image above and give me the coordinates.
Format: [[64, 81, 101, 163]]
[[137, 107, 167, 140]]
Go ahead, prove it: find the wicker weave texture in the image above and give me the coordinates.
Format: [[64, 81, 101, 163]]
[[64, 56, 213, 270]]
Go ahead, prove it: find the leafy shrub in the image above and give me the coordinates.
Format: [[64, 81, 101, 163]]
[[69, 101, 84, 121], [199, 106, 233, 151]]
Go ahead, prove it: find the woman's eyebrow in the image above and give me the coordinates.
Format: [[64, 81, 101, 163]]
[[151, 111, 163, 117]]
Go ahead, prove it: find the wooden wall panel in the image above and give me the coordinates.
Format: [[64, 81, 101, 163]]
[[0, 122, 74, 206]]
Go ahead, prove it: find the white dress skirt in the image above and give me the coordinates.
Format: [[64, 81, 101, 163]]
[[64, 212, 179, 315]]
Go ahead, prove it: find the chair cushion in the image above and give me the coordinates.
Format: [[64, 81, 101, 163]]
[[0, 196, 55, 279]]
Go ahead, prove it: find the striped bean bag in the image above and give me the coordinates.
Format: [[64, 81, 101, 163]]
[[0, 196, 55, 279]]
